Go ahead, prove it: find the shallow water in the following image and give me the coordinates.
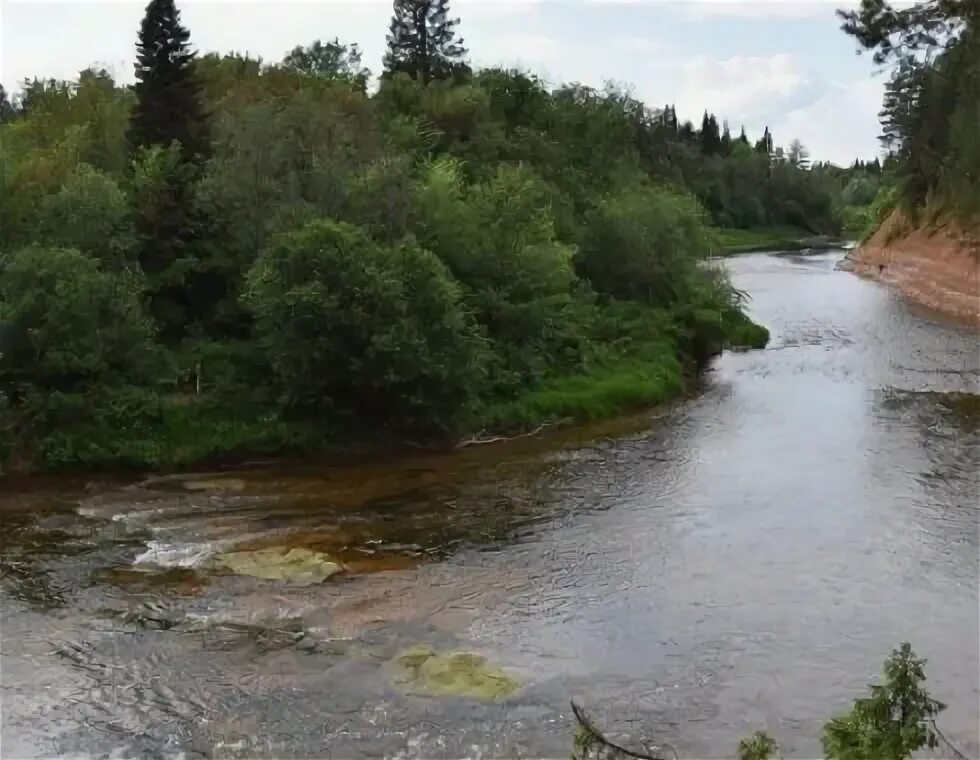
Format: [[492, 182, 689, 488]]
[[2, 250, 978, 759]]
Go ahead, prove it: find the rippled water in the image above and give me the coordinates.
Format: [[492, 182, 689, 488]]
[[2, 251, 978, 758]]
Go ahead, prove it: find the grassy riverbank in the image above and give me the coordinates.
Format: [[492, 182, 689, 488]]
[[5, 306, 769, 473], [713, 225, 845, 254]]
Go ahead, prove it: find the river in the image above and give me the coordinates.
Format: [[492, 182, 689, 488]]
[[1, 249, 978, 759]]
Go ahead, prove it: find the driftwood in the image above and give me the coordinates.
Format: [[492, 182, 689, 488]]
[[454, 421, 563, 449], [571, 700, 676, 760], [930, 720, 970, 760]]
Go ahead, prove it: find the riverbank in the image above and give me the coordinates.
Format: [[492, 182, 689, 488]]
[[1, 310, 770, 474], [839, 212, 980, 326], [713, 226, 846, 255]]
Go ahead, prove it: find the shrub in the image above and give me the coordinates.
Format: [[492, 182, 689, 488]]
[[0, 247, 155, 391], [246, 218, 484, 430], [410, 159, 574, 301], [577, 184, 711, 306], [408, 160, 578, 388], [33, 164, 136, 268]]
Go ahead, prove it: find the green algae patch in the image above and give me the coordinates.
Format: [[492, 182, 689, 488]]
[[214, 547, 342, 585], [392, 647, 520, 700]]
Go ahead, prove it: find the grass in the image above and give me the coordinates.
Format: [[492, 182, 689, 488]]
[[477, 343, 685, 432], [31, 393, 326, 471], [726, 311, 771, 349], [711, 225, 841, 255]]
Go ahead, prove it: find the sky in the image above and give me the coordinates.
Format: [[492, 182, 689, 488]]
[[0, 0, 889, 165]]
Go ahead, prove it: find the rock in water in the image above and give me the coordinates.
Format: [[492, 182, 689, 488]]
[[392, 647, 520, 700], [214, 547, 342, 585]]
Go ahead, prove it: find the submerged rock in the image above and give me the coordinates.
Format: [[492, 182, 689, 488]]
[[392, 647, 520, 700], [214, 547, 343, 585]]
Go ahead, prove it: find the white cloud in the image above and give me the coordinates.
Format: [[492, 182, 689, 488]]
[[682, 0, 862, 19], [669, 53, 808, 124], [476, 33, 563, 72], [772, 77, 884, 164], [583, 0, 864, 16], [614, 35, 660, 53]]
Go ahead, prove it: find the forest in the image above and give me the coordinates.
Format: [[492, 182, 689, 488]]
[[0, 0, 899, 470]]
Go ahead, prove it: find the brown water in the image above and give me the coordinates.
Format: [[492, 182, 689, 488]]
[[2, 250, 978, 759]]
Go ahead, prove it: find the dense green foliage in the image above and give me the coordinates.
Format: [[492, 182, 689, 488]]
[[0, 0, 824, 470], [840, 0, 980, 225], [247, 219, 483, 430]]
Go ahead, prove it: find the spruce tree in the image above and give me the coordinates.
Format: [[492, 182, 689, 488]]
[[128, 0, 209, 161], [700, 111, 722, 155], [383, 0, 467, 83], [739, 126, 750, 145], [755, 126, 773, 155], [721, 120, 732, 155]]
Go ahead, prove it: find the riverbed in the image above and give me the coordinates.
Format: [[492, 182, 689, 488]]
[[2, 250, 978, 758]]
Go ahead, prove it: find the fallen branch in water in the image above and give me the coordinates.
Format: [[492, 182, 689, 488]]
[[930, 720, 970, 760], [571, 699, 676, 760], [454, 421, 562, 449]]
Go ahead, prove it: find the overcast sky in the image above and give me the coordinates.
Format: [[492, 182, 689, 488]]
[[0, 0, 887, 164]]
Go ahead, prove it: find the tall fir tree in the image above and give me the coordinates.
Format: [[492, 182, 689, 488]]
[[720, 120, 732, 155], [739, 126, 750, 145], [128, 0, 230, 341], [383, 0, 467, 83], [128, 0, 209, 161], [755, 126, 773, 155], [700, 111, 722, 156]]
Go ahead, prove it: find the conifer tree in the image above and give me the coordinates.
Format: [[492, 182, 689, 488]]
[[383, 0, 467, 83], [721, 120, 732, 155], [755, 126, 773, 155], [700, 111, 722, 156], [739, 126, 750, 145], [128, 0, 209, 161]]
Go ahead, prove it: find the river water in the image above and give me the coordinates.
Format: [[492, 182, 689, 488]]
[[1, 250, 978, 759]]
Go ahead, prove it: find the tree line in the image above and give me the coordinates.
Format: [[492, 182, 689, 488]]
[[1, 0, 855, 469]]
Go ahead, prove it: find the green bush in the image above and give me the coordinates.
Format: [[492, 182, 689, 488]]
[[410, 159, 574, 299], [246, 218, 484, 430], [33, 164, 136, 268], [0, 247, 155, 391], [577, 184, 710, 306], [408, 159, 579, 388]]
